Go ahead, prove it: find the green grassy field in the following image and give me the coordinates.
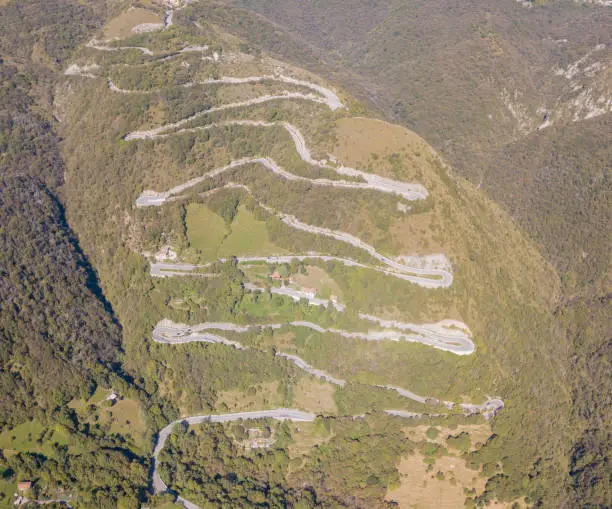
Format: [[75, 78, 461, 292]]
[[98, 399, 149, 451], [0, 420, 73, 457], [185, 203, 228, 261], [218, 206, 283, 258], [0, 478, 16, 508], [69, 392, 149, 453], [186, 204, 284, 262]]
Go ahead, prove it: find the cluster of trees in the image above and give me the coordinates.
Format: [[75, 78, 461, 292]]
[[0, 175, 171, 507], [3, 447, 149, 509], [160, 421, 316, 507], [0, 177, 121, 426], [0, 0, 105, 64], [160, 415, 408, 508], [0, 3, 181, 506]]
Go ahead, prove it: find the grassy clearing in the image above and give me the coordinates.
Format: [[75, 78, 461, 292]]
[[68, 386, 112, 412], [0, 478, 16, 507], [103, 8, 163, 40], [217, 206, 283, 258], [385, 452, 486, 508], [98, 399, 148, 450], [186, 204, 283, 262], [185, 203, 228, 261], [69, 387, 147, 445], [89, 386, 111, 404], [0, 420, 74, 458]]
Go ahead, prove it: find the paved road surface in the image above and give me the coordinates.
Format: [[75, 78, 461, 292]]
[[149, 262, 216, 278], [153, 320, 247, 349], [86, 39, 154, 55], [137, 176, 450, 286], [152, 315, 474, 355], [131, 120, 428, 201], [149, 251, 450, 288], [275, 352, 347, 386], [126, 94, 327, 140]]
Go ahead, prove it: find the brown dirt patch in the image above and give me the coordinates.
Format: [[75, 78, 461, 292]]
[[217, 381, 283, 412], [390, 210, 445, 254], [386, 453, 484, 509], [293, 377, 337, 414], [292, 265, 343, 299], [333, 117, 434, 184], [104, 8, 162, 40]]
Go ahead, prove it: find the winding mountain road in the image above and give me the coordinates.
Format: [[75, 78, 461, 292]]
[[133, 120, 428, 201], [135, 155, 427, 205], [86, 39, 154, 55], [137, 172, 449, 286], [151, 319, 500, 416], [128, 93, 331, 141], [73, 13, 505, 509], [153, 319, 247, 349], [152, 316, 474, 355], [275, 353, 347, 386], [149, 250, 451, 289]]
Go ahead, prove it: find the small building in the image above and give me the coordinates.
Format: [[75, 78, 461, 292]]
[[17, 481, 32, 492], [301, 287, 317, 298], [271, 271, 282, 280]]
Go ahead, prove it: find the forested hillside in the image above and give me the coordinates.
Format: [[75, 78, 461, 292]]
[[0, 1, 166, 507], [50, 0, 584, 506], [222, 0, 611, 283], [0, 176, 120, 425]]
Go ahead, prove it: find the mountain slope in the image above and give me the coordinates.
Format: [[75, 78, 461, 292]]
[[191, 3, 611, 506], [223, 0, 611, 280], [46, 1, 583, 506], [0, 2, 174, 506], [0, 175, 120, 425]]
